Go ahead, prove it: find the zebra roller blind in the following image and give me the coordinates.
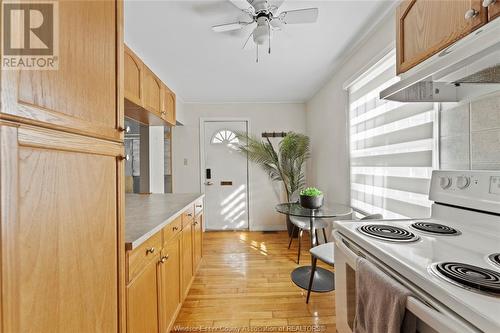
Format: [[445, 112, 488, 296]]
[[348, 51, 436, 219]]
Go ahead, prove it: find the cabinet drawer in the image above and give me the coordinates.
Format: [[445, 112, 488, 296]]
[[182, 207, 195, 227], [127, 231, 162, 282], [163, 215, 182, 244], [194, 198, 204, 216]]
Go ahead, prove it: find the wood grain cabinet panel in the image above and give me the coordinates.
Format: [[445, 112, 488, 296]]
[[161, 85, 176, 126], [396, 0, 487, 74], [193, 213, 203, 271], [181, 221, 194, 300], [143, 67, 163, 117], [488, 1, 500, 20], [124, 46, 143, 106], [0, 123, 124, 332], [158, 235, 182, 333], [126, 258, 160, 333], [0, 1, 123, 142]]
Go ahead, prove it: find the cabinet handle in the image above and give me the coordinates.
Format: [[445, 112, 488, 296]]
[[118, 154, 130, 161], [146, 247, 155, 255], [118, 125, 131, 133], [187, 213, 193, 217], [483, 0, 496, 7], [193, 221, 198, 226], [464, 8, 479, 20], [173, 226, 179, 231], [196, 204, 203, 208], [160, 255, 169, 263]]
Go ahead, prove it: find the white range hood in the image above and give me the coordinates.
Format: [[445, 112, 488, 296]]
[[380, 18, 500, 102]]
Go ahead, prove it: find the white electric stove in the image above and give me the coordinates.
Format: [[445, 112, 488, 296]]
[[333, 170, 500, 333]]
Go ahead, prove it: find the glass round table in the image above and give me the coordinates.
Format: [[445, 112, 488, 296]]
[[276, 202, 352, 293]]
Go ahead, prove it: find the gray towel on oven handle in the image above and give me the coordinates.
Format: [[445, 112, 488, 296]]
[[353, 257, 417, 333]]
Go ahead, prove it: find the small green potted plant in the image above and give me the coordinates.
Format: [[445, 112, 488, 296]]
[[299, 187, 324, 209]]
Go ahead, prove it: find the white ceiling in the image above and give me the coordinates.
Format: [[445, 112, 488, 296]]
[[124, 0, 395, 103]]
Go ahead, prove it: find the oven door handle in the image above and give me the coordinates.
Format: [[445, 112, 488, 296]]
[[333, 231, 362, 266]]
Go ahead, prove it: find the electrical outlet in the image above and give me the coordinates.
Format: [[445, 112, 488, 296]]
[[184, 158, 188, 166]]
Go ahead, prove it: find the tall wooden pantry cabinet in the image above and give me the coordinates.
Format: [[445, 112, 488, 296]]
[[0, 1, 125, 332]]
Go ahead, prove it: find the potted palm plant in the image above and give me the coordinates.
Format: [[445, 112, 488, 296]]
[[235, 132, 310, 236]]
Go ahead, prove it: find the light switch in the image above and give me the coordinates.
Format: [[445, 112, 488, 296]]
[[489, 176, 500, 195], [184, 158, 188, 166]]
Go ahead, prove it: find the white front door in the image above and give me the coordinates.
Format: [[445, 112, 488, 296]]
[[202, 121, 249, 230]]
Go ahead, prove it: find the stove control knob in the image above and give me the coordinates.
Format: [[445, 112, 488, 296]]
[[440, 176, 452, 189], [456, 176, 471, 189]]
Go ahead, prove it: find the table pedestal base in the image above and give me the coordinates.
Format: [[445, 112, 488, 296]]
[[291, 266, 335, 292]]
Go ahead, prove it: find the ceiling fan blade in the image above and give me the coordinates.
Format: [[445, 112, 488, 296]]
[[229, 0, 255, 13], [269, 0, 285, 12], [281, 8, 318, 24], [212, 22, 248, 32], [243, 32, 255, 50]]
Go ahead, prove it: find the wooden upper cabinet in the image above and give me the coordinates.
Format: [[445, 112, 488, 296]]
[[488, 0, 500, 20], [0, 123, 124, 332], [161, 84, 177, 126], [0, 1, 123, 142], [396, 0, 487, 74], [124, 46, 143, 106], [142, 66, 163, 117]]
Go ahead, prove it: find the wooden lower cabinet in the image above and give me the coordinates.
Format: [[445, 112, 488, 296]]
[[158, 234, 182, 333], [126, 206, 203, 332], [193, 213, 203, 271], [181, 221, 194, 299], [489, 1, 500, 20], [0, 122, 124, 332], [127, 257, 160, 333]]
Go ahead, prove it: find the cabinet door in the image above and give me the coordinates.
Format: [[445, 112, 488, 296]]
[[396, 0, 487, 74], [143, 67, 162, 117], [193, 214, 203, 271], [0, 1, 123, 141], [0, 123, 124, 332], [158, 235, 181, 333], [124, 46, 143, 107], [161, 85, 176, 126], [127, 258, 160, 333], [181, 222, 193, 299], [488, 1, 500, 20]]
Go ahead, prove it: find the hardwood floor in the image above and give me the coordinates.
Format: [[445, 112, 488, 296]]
[[173, 231, 336, 332]]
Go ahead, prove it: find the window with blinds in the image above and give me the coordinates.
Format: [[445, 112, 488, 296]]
[[348, 51, 436, 219]]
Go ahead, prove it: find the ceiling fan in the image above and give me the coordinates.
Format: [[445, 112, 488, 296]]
[[211, 0, 319, 62]]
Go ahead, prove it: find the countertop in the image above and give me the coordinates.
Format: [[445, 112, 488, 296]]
[[125, 193, 204, 250]]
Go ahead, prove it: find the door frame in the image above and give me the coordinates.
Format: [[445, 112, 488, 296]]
[[199, 117, 251, 230]]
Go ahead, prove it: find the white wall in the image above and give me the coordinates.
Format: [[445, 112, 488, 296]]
[[305, 15, 395, 208], [172, 102, 306, 231]]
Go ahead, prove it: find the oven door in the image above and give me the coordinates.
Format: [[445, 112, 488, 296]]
[[332, 231, 481, 333]]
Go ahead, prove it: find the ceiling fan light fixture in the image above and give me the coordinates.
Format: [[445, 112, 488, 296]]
[[253, 19, 269, 45]]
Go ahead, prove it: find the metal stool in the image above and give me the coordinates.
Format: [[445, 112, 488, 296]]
[[288, 216, 329, 264], [305, 213, 383, 303]]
